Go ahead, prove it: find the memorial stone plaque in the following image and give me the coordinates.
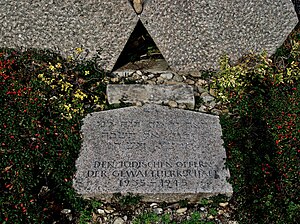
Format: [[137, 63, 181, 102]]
[[73, 104, 232, 202]]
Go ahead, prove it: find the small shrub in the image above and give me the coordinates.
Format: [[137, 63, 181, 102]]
[[113, 193, 142, 207], [0, 48, 107, 223], [133, 212, 160, 224], [212, 28, 300, 223]]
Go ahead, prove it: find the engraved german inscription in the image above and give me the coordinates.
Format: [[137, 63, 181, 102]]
[[86, 160, 219, 190]]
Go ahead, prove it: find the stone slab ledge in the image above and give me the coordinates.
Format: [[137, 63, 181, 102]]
[[107, 84, 195, 109]]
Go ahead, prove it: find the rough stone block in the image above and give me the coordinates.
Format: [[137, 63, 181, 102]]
[[0, 0, 138, 71], [107, 84, 195, 109], [1, 1, 297, 73], [140, 0, 298, 72], [73, 104, 232, 202]]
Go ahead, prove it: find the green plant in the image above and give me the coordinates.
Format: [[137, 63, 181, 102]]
[[213, 27, 300, 223], [181, 211, 214, 224], [90, 200, 102, 209], [194, 95, 204, 108], [133, 212, 160, 224], [78, 209, 92, 224], [77, 199, 102, 224], [199, 198, 210, 206], [113, 193, 142, 207], [133, 212, 176, 224], [161, 213, 173, 224], [178, 199, 189, 207], [212, 48, 300, 106], [0, 47, 107, 223]]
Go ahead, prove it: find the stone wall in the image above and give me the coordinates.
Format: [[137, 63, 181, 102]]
[[0, 1, 298, 73]]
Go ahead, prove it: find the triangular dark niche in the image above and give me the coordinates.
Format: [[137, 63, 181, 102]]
[[112, 20, 169, 71]]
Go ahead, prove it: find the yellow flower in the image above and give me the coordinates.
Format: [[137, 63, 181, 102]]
[[64, 104, 71, 112], [48, 63, 55, 71], [75, 47, 83, 54], [62, 112, 72, 120], [74, 89, 87, 100], [84, 70, 90, 76], [93, 95, 99, 103], [60, 81, 73, 92], [38, 73, 44, 79], [67, 56, 73, 62], [55, 63, 62, 69]]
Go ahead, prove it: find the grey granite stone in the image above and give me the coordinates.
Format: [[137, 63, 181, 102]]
[[0, 0, 138, 71], [73, 104, 232, 202], [140, 0, 298, 72], [1, 1, 296, 73], [107, 84, 195, 109]]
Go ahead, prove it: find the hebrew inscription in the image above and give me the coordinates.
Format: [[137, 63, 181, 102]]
[[73, 104, 232, 202]]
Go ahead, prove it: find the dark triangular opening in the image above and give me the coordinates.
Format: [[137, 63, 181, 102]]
[[113, 20, 168, 71]]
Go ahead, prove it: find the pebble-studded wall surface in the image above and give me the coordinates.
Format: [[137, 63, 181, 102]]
[[0, 0, 298, 72]]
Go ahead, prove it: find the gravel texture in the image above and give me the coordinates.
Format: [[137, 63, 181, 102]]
[[60, 198, 238, 223], [0, 0, 138, 71], [109, 69, 224, 115], [1, 0, 297, 73]]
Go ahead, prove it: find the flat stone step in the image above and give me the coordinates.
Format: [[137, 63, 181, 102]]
[[107, 84, 195, 109]]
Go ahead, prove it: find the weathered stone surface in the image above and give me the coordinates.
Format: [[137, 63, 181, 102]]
[[2, 1, 296, 73], [140, 0, 298, 72], [0, 0, 138, 71], [107, 84, 195, 109], [73, 104, 232, 202]]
